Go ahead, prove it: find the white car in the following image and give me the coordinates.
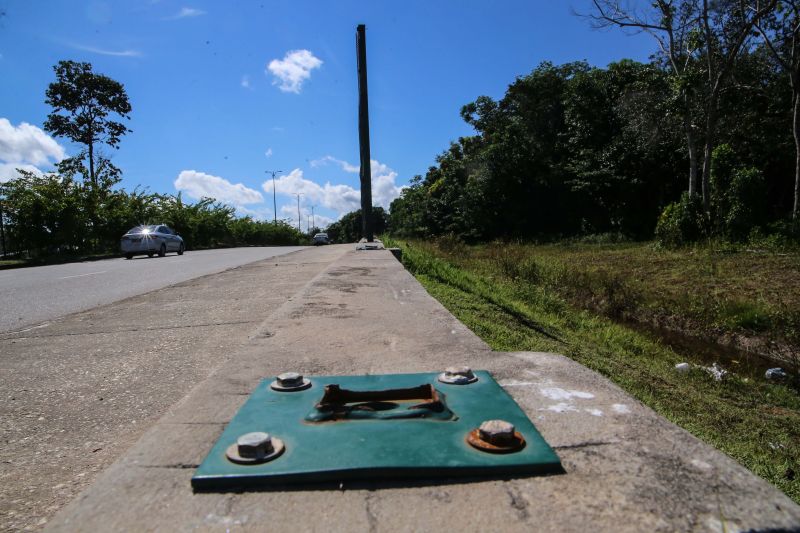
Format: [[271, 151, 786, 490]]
[[121, 225, 185, 259], [313, 232, 330, 245]]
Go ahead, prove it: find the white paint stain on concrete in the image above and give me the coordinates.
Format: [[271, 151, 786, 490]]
[[691, 459, 713, 471], [612, 404, 631, 414], [499, 380, 538, 387], [539, 387, 594, 401], [541, 402, 579, 413], [585, 408, 603, 417]]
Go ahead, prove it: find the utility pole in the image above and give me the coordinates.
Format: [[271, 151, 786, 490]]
[[293, 193, 303, 232], [265, 170, 283, 223], [310, 205, 316, 230], [356, 24, 374, 242]]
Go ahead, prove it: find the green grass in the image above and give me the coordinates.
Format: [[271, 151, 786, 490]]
[[385, 237, 800, 504]]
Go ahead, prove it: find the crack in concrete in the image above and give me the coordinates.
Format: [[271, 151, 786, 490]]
[[364, 492, 379, 533], [553, 440, 618, 450], [0, 319, 257, 341], [163, 422, 227, 426], [504, 484, 530, 521], [138, 464, 200, 469]]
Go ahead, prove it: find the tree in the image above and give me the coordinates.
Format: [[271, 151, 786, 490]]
[[327, 208, 388, 243], [755, 0, 800, 219], [587, 0, 777, 210], [44, 60, 131, 189]]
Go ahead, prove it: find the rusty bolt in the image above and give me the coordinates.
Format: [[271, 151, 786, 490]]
[[236, 432, 273, 459], [277, 372, 303, 387], [478, 420, 516, 446]]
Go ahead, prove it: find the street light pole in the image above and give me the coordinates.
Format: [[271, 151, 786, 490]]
[[293, 193, 303, 232], [311, 205, 316, 230], [265, 170, 283, 223]]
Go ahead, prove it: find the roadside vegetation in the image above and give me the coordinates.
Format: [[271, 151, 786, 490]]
[[384, 236, 800, 504], [0, 61, 307, 263], [446, 239, 800, 364], [380, 4, 800, 504]]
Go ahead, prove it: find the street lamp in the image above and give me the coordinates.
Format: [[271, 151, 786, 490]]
[[293, 193, 303, 232], [265, 170, 283, 223]]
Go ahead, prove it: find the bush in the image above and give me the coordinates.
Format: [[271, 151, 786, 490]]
[[655, 192, 707, 247], [710, 143, 738, 230], [725, 167, 767, 241]]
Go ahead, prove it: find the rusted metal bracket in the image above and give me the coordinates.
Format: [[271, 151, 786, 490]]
[[305, 383, 456, 422]]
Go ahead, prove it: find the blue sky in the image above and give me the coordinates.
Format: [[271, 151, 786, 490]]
[[0, 0, 656, 229]]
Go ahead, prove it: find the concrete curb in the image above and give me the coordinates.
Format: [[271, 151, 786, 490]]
[[45, 248, 800, 532]]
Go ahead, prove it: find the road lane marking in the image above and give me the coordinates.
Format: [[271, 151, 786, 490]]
[[59, 271, 107, 280]]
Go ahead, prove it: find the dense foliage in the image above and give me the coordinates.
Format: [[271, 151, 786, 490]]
[[389, 28, 800, 245], [325, 207, 388, 243], [0, 170, 306, 258]]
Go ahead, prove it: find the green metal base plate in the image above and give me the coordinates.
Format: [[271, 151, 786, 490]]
[[192, 371, 561, 490]]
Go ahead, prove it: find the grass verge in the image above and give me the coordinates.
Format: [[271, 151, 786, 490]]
[[385, 237, 800, 504]]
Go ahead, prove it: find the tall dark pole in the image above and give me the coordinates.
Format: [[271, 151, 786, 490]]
[[356, 24, 374, 242], [265, 170, 283, 223]]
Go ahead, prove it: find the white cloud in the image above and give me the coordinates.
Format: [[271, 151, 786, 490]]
[[165, 7, 206, 19], [264, 168, 361, 214], [311, 214, 335, 229], [174, 170, 263, 206], [241, 75, 251, 89], [264, 148, 273, 158], [267, 50, 322, 93], [261, 158, 404, 217], [311, 155, 359, 173], [0, 163, 41, 183], [306, 156, 404, 209], [67, 43, 142, 57], [0, 118, 66, 181], [237, 205, 274, 221]]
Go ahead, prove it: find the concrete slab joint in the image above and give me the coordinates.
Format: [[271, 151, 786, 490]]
[[35, 246, 800, 532]]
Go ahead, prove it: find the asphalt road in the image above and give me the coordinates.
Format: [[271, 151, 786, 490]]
[[0, 246, 307, 333]]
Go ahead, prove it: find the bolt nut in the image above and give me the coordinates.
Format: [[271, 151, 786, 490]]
[[277, 372, 303, 387], [446, 366, 474, 379], [236, 432, 273, 459], [478, 420, 516, 446], [438, 366, 478, 385], [270, 371, 311, 392]]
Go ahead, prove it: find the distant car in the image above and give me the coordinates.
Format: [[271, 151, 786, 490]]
[[313, 232, 330, 245], [121, 225, 184, 259]]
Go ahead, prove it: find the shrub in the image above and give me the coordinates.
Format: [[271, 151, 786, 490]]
[[725, 167, 766, 241], [655, 192, 707, 247]]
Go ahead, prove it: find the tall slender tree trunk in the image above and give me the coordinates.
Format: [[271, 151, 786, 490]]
[[793, 89, 800, 220], [87, 140, 97, 252], [687, 127, 700, 197], [702, 105, 718, 212], [88, 142, 95, 188]]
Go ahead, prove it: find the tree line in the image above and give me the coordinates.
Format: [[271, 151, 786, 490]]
[[0, 60, 307, 259], [389, 1, 800, 246]]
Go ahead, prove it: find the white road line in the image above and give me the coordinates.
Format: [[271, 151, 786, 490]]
[[59, 271, 107, 280]]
